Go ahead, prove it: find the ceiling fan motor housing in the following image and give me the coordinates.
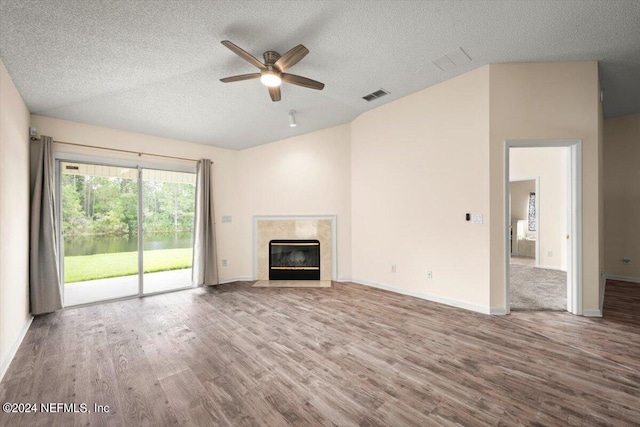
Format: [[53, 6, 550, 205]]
[[263, 51, 281, 65]]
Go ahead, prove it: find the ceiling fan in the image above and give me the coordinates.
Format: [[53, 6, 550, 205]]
[[219, 40, 325, 102]]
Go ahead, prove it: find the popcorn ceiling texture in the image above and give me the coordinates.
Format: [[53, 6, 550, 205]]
[[0, 0, 638, 149]]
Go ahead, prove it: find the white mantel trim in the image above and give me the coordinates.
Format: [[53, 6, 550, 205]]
[[252, 215, 337, 281]]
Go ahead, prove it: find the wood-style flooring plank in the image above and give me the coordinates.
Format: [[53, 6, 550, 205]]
[[0, 280, 638, 426]]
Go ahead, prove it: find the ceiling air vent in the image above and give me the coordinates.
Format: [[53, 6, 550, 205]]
[[433, 47, 471, 71], [363, 89, 389, 102]]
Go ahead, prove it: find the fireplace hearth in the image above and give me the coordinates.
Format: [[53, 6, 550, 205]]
[[269, 240, 320, 280]]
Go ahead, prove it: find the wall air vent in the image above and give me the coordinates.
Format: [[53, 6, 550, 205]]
[[363, 89, 390, 102]]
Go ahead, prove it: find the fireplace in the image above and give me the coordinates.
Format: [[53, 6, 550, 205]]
[[269, 240, 320, 280]]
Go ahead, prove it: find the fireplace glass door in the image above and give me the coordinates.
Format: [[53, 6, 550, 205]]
[[269, 240, 320, 280]]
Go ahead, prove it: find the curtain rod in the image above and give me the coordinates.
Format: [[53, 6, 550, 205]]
[[30, 136, 204, 163]]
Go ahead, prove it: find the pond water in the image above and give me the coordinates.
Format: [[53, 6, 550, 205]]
[[64, 232, 193, 256]]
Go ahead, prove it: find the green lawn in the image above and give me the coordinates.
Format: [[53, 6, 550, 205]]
[[64, 248, 193, 283]]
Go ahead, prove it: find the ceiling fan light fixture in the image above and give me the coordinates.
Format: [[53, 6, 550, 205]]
[[260, 69, 282, 87], [220, 41, 323, 101]]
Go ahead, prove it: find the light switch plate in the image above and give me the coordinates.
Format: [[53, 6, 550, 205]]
[[471, 214, 483, 224], [222, 215, 232, 223]]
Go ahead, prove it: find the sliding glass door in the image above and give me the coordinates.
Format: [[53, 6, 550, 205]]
[[141, 169, 196, 294], [60, 162, 140, 306], [59, 160, 196, 307]]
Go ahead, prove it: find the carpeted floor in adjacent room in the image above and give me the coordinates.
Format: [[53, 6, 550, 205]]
[[510, 264, 567, 311]]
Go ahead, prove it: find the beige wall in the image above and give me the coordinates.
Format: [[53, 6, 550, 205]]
[[236, 124, 352, 279], [510, 147, 568, 270], [489, 62, 601, 313], [32, 116, 353, 282], [14, 61, 602, 319], [351, 66, 491, 311], [30, 115, 241, 282], [0, 59, 31, 373], [603, 113, 640, 279]]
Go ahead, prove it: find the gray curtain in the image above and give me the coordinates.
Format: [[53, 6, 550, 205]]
[[29, 136, 62, 314], [192, 160, 219, 286]]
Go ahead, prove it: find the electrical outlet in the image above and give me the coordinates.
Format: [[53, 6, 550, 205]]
[[222, 259, 228, 267], [427, 270, 433, 279], [391, 264, 396, 273], [547, 251, 553, 257], [471, 214, 483, 224]]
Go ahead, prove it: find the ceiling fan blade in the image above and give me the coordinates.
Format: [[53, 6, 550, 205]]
[[221, 40, 266, 70], [274, 44, 309, 71], [220, 73, 261, 83], [282, 73, 325, 90], [268, 86, 281, 102]]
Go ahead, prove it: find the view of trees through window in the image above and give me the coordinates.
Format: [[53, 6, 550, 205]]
[[61, 163, 196, 286], [62, 174, 195, 237], [62, 173, 139, 237]]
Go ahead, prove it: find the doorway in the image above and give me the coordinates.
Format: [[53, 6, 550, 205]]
[[505, 140, 582, 315], [58, 159, 196, 307], [509, 173, 568, 311]]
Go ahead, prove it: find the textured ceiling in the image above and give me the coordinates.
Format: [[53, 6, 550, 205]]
[[1, 1, 639, 150]]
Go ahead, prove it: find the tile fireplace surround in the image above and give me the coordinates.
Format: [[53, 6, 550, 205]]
[[253, 215, 336, 281]]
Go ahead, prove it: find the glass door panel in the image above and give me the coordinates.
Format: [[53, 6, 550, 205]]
[[141, 169, 196, 294], [60, 162, 140, 306]]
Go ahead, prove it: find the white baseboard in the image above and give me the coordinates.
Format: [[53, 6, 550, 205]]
[[350, 278, 490, 315], [336, 277, 352, 282], [219, 277, 254, 284], [490, 307, 507, 315], [603, 274, 640, 284], [583, 309, 603, 317], [0, 315, 33, 383], [535, 265, 567, 272]]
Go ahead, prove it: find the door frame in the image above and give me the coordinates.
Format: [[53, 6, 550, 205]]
[[55, 153, 197, 308], [504, 139, 582, 315]]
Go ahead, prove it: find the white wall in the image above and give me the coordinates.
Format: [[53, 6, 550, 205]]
[[510, 147, 568, 270], [236, 124, 352, 280], [0, 59, 31, 377], [350, 66, 491, 311], [29, 115, 241, 283]]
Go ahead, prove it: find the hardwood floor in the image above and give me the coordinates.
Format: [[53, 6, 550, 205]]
[[1, 280, 638, 426]]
